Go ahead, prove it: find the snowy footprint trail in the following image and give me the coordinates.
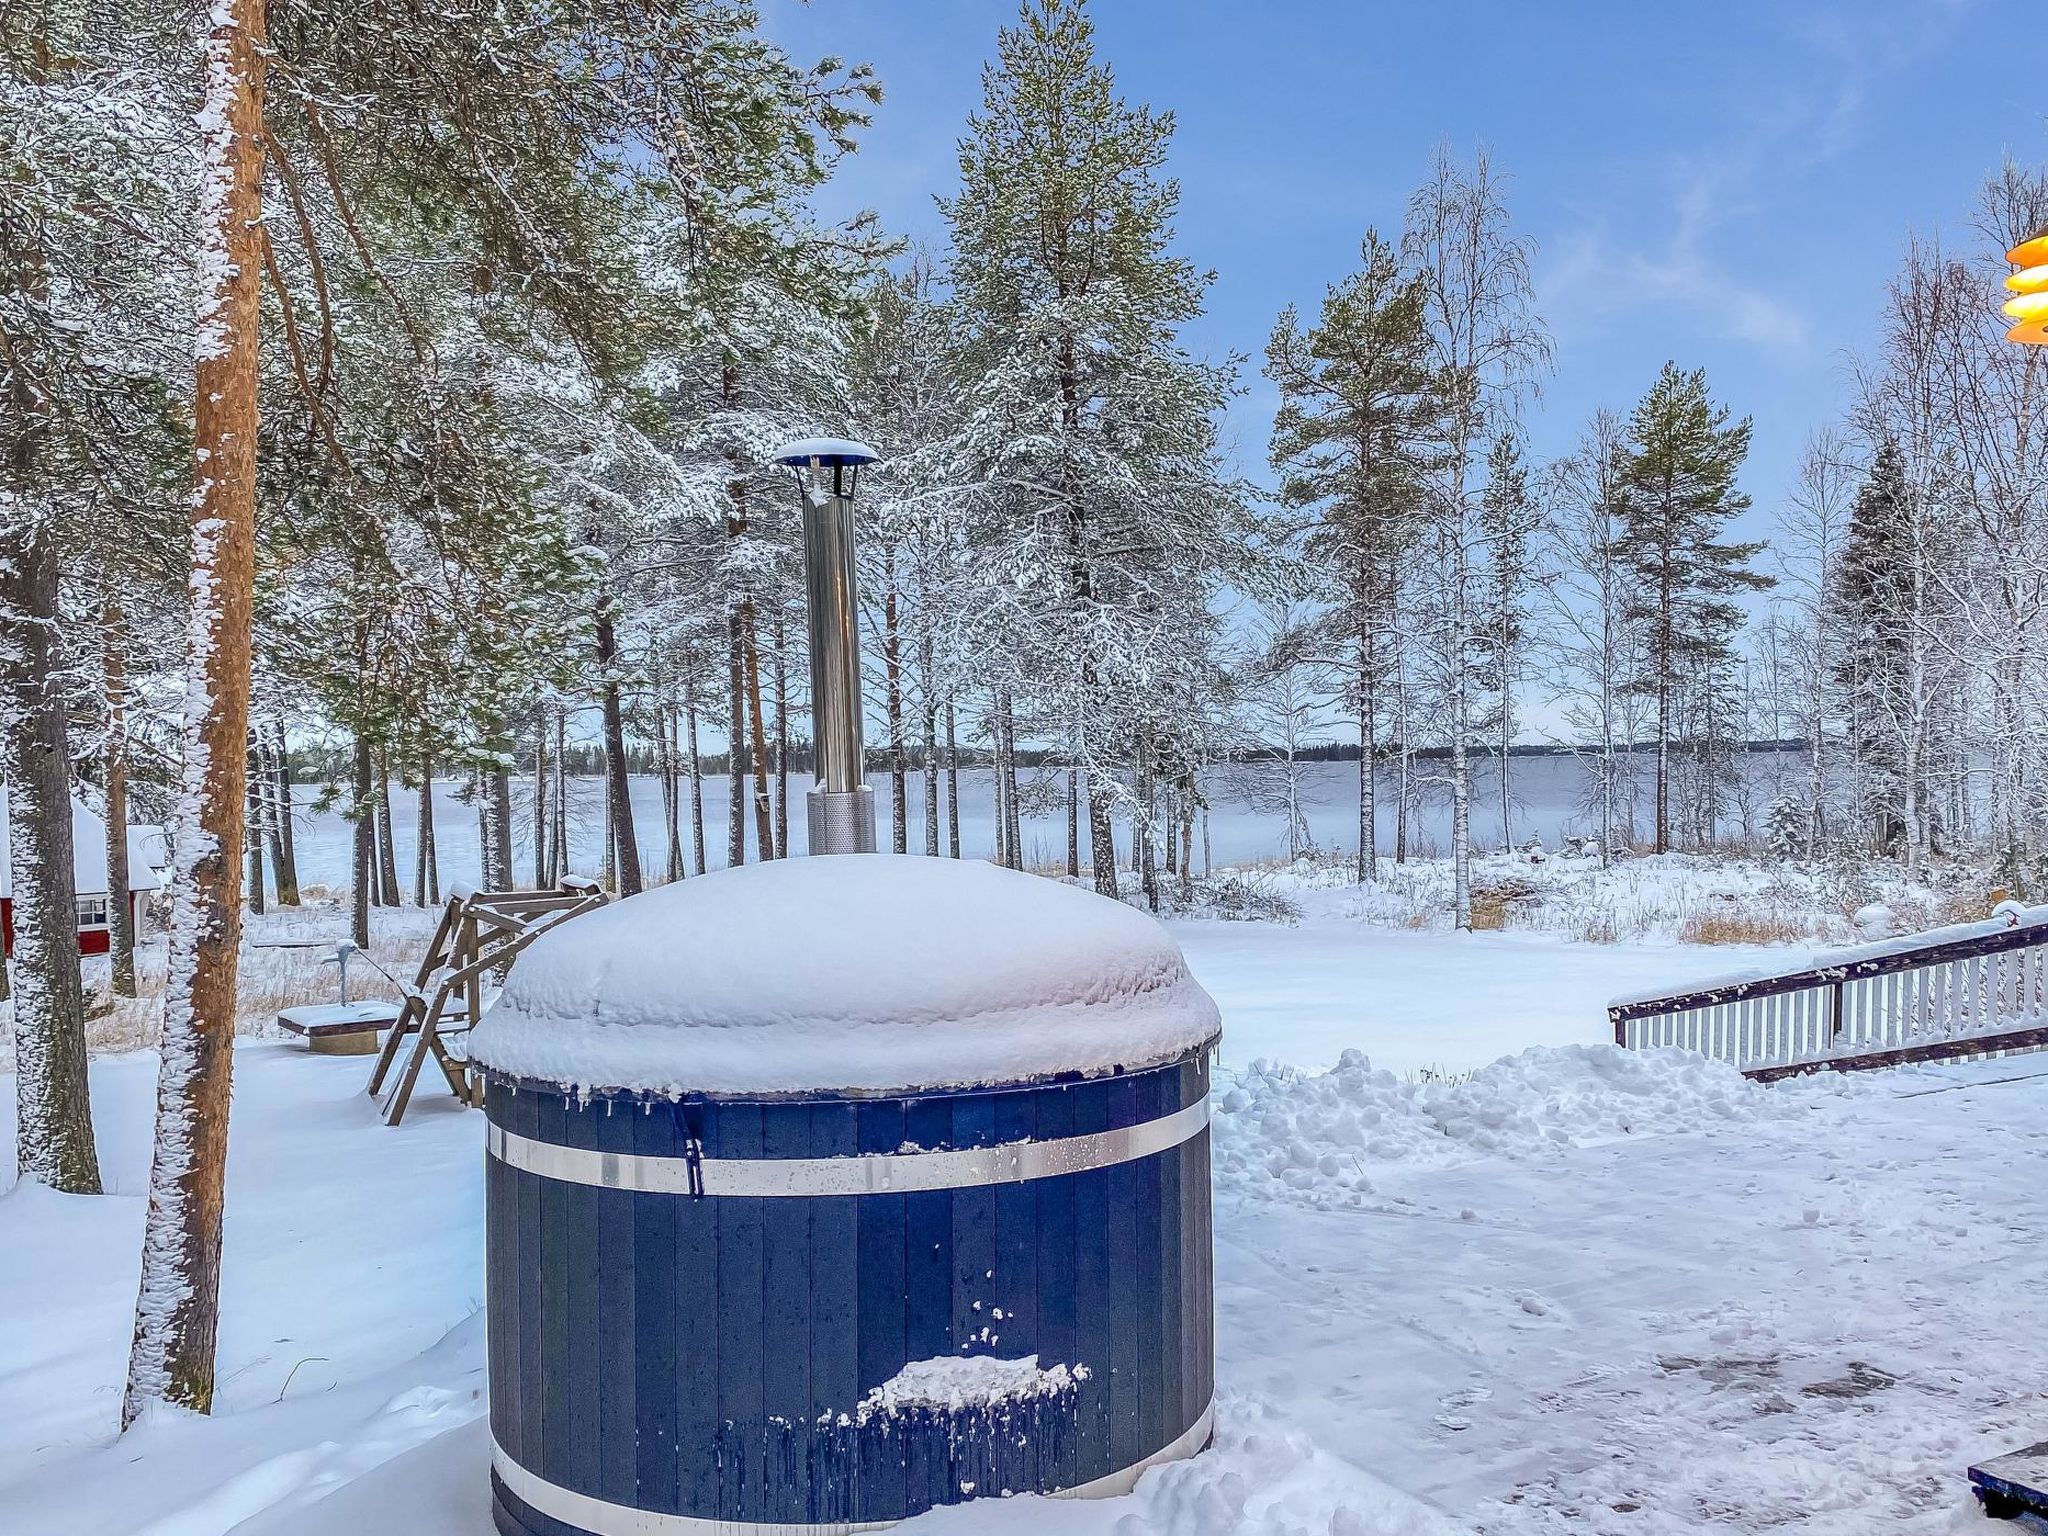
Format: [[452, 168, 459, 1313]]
[[5, 1036, 2048, 1533], [1212, 1052, 2048, 1533]]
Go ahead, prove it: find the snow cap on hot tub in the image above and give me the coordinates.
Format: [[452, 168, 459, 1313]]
[[468, 854, 1221, 1097]]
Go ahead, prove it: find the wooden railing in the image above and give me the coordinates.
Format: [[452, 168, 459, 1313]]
[[1610, 907, 2048, 1081]]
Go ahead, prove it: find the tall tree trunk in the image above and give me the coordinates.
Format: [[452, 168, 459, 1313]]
[[416, 753, 439, 906], [919, 629, 940, 858], [550, 712, 568, 880], [269, 719, 298, 902], [2, 497, 101, 1194], [533, 718, 550, 887], [125, 0, 265, 1425], [0, 2, 97, 1188], [350, 736, 373, 946], [945, 702, 961, 858], [998, 693, 1022, 870], [1066, 767, 1080, 877], [245, 745, 265, 916], [375, 759, 400, 905], [260, 736, 291, 906], [1136, 735, 1159, 911], [742, 606, 774, 859], [661, 701, 683, 882], [1087, 774, 1117, 898], [595, 600, 643, 895], [1394, 637, 1412, 864], [885, 550, 907, 853], [685, 691, 706, 876], [772, 615, 789, 862], [727, 606, 747, 867], [104, 596, 137, 997], [1357, 625, 1375, 884]]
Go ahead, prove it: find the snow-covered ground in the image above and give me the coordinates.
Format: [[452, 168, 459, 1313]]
[[6, 902, 2045, 1536]]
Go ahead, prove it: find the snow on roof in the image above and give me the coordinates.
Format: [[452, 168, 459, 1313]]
[[769, 436, 879, 467], [0, 788, 165, 899], [469, 854, 1222, 1097]]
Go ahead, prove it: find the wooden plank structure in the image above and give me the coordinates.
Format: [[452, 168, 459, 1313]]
[[366, 879, 606, 1125], [1611, 907, 2048, 1080], [1970, 1442, 2048, 1530]]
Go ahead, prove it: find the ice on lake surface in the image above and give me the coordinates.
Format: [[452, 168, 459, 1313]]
[[283, 750, 1809, 889]]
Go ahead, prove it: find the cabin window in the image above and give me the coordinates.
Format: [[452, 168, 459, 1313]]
[[76, 895, 110, 928]]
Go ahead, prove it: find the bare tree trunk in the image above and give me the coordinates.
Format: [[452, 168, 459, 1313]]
[[104, 596, 137, 996], [549, 712, 568, 880], [1358, 626, 1375, 885], [245, 745, 265, 916], [945, 702, 961, 859], [1087, 774, 1118, 898], [772, 619, 789, 862], [727, 606, 747, 867], [260, 735, 290, 906], [269, 720, 298, 902], [1066, 766, 1080, 877], [125, 0, 264, 1424], [350, 736, 373, 946], [3, 493, 101, 1193], [998, 693, 1022, 870], [532, 718, 549, 887], [1136, 736, 1159, 911], [375, 758, 400, 905], [684, 690, 705, 875], [595, 600, 642, 895], [922, 694, 941, 858], [742, 606, 774, 859], [886, 549, 908, 853], [416, 753, 439, 906], [662, 703, 683, 882]]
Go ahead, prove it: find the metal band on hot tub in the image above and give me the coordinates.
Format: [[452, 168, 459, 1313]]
[[492, 1400, 1217, 1536], [486, 1092, 1210, 1197]]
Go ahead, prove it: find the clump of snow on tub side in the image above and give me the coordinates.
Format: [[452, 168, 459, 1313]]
[[468, 855, 1220, 1097], [1214, 1044, 1822, 1207], [854, 1355, 1088, 1425]]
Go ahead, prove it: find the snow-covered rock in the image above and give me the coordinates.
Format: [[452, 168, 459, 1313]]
[[469, 855, 1221, 1096]]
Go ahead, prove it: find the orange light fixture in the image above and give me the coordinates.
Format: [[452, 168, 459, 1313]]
[[2009, 230, 2048, 345]]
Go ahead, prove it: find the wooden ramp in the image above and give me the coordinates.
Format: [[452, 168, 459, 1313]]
[[365, 879, 605, 1125], [1611, 905, 2048, 1080]]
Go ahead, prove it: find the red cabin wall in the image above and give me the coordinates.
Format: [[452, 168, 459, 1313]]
[[0, 893, 140, 959]]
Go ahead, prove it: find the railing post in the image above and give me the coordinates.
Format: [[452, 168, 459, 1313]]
[[1830, 979, 1845, 1043], [1610, 1006, 1626, 1048]]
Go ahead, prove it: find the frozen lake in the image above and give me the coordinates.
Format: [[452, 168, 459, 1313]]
[[282, 750, 1807, 891]]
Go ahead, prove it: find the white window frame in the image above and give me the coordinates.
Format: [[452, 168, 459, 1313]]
[[75, 894, 110, 929]]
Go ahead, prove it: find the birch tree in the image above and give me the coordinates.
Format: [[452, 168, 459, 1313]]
[[1402, 147, 1550, 926]]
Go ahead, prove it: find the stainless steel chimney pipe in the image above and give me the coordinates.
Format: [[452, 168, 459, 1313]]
[[771, 438, 880, 854]]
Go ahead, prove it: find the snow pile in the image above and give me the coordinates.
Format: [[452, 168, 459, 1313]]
[[1215, 1044, 1800, 1207], [855, 1355, 1088, 1423], [470, 855, 1221, 1096]]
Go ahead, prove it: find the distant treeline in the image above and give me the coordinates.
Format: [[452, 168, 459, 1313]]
[[288, 737, 1810, 784]]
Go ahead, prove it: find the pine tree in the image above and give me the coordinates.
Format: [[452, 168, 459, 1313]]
[[1479, 429, 1537, 849], [1265, 229, 1436, 882], [1830, 438, 1917, 853], [1611, 362, 1768, 854], [943, 0, 1268, 898], [126, 0, 268, 1426]]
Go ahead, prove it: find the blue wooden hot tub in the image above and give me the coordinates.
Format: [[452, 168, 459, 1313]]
[[469, 855, 1221, 1536], [482, 1047, 1214, 1536]]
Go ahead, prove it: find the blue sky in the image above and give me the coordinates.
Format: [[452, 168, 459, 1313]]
[[766, 0, 2044, 539]]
